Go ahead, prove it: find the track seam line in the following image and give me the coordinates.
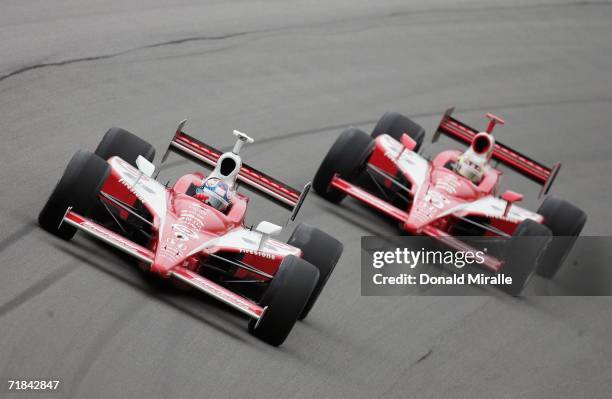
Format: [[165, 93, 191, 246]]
[[0, 262, 78, 317], [1, 0, 610, 84], [0, 224, 35, 254]]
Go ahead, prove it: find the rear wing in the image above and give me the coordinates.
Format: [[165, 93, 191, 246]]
[[157, 122, 305, 210], [432, 108, 561, 197]]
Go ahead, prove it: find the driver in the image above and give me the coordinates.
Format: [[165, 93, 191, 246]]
[[192, 129, 253, 212], [454, 132, 493, 184], [194, 177, 233, 212]]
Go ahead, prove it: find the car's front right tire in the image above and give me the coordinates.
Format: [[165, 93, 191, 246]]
[[248, 255, 318, 346], [500, 219, 552, 296], [536, 196, 587, 278], [95, 127, 155, 166], [371, 112, 425, 152], [38, 150, 110, 240], [313, 127, 374, 203], [287, 223, 343, 320]]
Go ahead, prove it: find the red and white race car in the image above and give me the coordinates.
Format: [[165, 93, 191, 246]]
[[39, 122, 343, 346], [313, 108, 586, 295]]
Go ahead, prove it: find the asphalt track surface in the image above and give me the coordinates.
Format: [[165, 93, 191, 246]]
[[1, 1, 612, 398]]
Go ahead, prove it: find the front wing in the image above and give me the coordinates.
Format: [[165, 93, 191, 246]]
[[62, 208, 266, 321], [329, 176, 503, 273]]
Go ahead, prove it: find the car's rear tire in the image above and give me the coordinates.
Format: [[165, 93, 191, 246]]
[[536, 196, 587, 278], [95, 127, 155, 166], [371, 112, 425, 152], [287, 223, 343, 320], [500, 219, 552, 296], [248, 255, 318, 346], [313, 127, 374, 203], [38, 150, 110, 240]]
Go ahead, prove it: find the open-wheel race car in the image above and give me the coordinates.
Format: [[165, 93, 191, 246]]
[[313, 108, 586, 295], [39, 122, 343, 346]]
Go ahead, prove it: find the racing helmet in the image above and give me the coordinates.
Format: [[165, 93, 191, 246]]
[[198, 177, 232, 212], [455, 132, 494, 184]]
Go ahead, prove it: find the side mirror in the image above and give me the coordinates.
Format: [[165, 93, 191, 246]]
[[502, 190, 523, 203], [400, 133, 417, 151], [255, 221, 282, 251], [136, 155, 155, 178], [501, 190, 523, 217], [255, 221, 282, 236]]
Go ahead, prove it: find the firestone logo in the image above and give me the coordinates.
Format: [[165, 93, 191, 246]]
[[118, 178, 147, 204], [240, 249, 276, 260]]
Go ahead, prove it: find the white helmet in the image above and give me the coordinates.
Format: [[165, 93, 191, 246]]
[[197, 177, 232, 211], [455, 132, 494, 184]]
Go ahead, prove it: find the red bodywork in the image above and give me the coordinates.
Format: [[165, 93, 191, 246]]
[[61, 131, 307, 322], [326, 109, 560, 273]]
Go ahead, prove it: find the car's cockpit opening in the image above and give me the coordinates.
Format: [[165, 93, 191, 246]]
[[473, 134, 491, 154], [220, 157, 237, 177]]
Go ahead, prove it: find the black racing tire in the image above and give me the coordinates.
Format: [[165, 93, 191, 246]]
[[500, 219, 552, 296], [287, 223, 343, 320], [536, 196, 587, 278], [248, 255, 319, 346], [371, 112, 425, 152], [313, 127, 374, 203], [38, 150, 111, 240], [95, 127, 155, 166]]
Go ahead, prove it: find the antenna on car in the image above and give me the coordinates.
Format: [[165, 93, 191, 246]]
[[285, 182, 312, 226], [232, 130, 254, 154], [485, 113, 505, 134]]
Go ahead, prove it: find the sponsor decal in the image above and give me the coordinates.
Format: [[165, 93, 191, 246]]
[[423, 189, 449, 210], [118, 178, 147, 203], [176, 270, 262, 316], [381, 136, 413, 164], [205, 177, 220, 188], [160, 203, 208, 260], [215, 184, 228, 196], [177, 210, 205, 231], [159, 237, 187, 262], [239, 248, 276, 260], [383, 144, 403, 163], [115, 158, 158, 194], [81, 221, 151, 259], [435, 174, 459, 194]]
